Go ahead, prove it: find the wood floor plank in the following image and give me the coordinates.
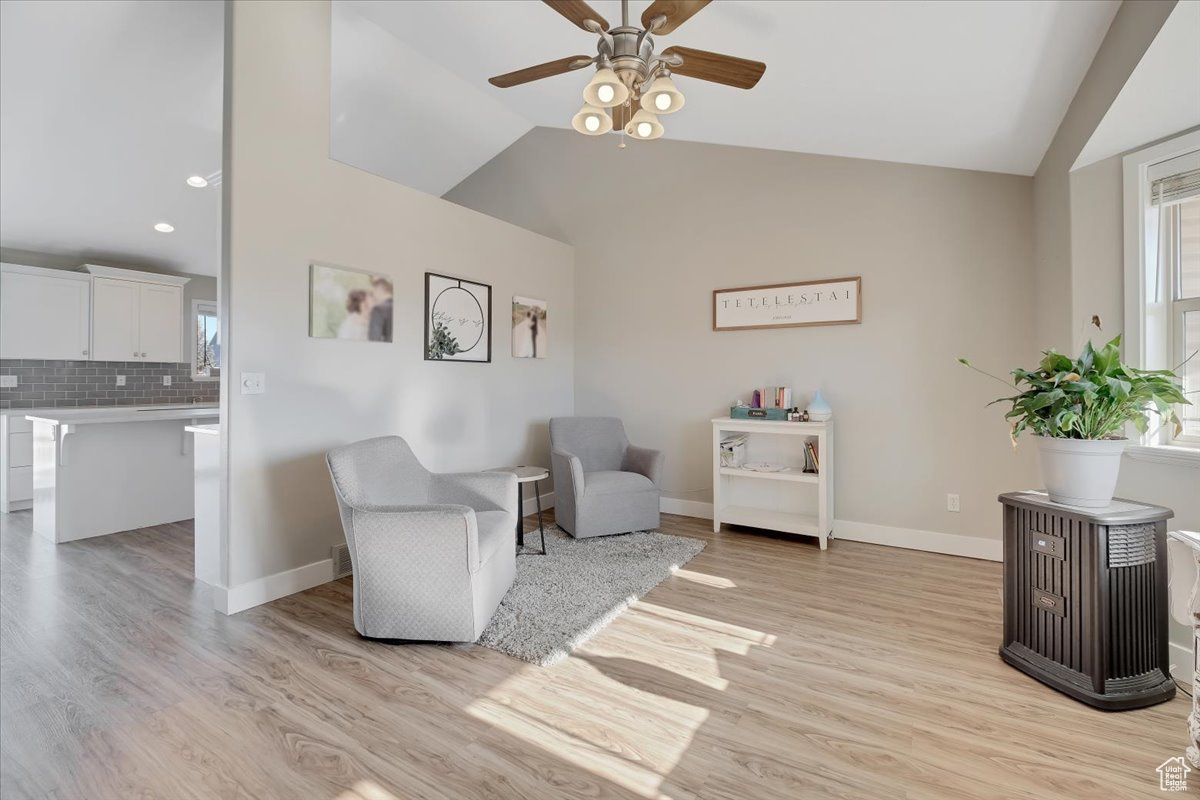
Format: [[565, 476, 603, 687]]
[[0, 508, 1189, 799]]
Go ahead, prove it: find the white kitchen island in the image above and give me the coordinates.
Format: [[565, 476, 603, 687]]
[[28, 405, 218, 543], [184, 423, 220, 586]]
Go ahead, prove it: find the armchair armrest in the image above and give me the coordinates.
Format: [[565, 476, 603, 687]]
[[431, 471, 517, 514], [349, 503, 487, 572], [551, 448, 585, 499], [622, 445, 664, 487]]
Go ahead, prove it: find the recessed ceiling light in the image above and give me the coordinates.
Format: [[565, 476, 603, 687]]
[[186, 175, 208, 188], [154, 222, 175, 233]]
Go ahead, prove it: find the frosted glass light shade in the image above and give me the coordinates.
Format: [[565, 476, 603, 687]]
[[624, 108, 663, 140], [583, 68, 629, 108], [571, 104, 613, 136], [640, 75, 685, 114]]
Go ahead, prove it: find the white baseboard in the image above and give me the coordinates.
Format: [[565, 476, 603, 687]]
[[660, 497, 715, 519], [1169, 641, 1193, 684], [214, 493, 554, 616], [522, 490, 554, 518], [833, 520, 1001, 561], [213, 558, 334, 615], [660, 497, 1001, 562]]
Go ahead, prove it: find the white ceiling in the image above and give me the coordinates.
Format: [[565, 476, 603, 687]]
[[0, 0, 223, 277], [0, 0, 1135, 277], [1074, 0, 1200, 171], [338, 0, 1120, 195]]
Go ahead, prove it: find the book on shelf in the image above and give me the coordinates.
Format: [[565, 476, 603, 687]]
[[804, 441, 820, 473], [757, 386, 793, 409]]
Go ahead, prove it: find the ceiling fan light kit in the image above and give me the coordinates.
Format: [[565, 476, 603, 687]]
[[625, 108, 664, 140], [572, 103, 613, 135], [582, 67, 629, 108], [640, 74, 685, 114], [489, 0, 765, 145]]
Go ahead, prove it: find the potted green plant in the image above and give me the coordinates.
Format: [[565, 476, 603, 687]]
[[960, 334, 1189, 508]]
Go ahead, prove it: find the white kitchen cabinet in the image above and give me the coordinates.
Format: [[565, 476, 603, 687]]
[[138, 283, 183, 362], [91, 277, 141, 361], [0, 264, 92, 360], [83, 266, 189, 363], [0, 411, 37, 512]]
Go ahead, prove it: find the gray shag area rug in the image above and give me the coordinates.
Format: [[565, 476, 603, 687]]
[[477, 525, 705, 666]]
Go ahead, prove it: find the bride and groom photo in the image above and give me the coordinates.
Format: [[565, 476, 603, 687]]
[[309, 263, 393, 343]]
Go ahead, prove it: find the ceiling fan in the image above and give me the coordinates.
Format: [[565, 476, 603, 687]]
[[488, 0, 766, 142]]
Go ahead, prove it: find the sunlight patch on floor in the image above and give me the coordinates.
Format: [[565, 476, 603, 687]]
[[670, 568, 736, 589], [634, 601, 777, 653], [462, 605, 779, 799], [466, 683, 705, 799], [334, 781, 401, 800]]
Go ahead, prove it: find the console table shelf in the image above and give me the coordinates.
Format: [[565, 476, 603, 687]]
[[711, 417, 834, 549]]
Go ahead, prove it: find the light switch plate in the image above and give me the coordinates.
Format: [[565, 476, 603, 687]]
[[162, 376, 172, 386], [116, 375, 126, 387], [0, 375, 16, 388], [241, 372, 265, 395]]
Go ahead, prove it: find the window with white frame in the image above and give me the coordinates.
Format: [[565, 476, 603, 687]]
[[193, 299, 220, 380], [1124, 131, 1200, 451]]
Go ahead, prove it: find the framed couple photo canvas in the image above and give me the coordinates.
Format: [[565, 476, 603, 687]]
[[424, 272, 491, 362], [309, 262, 393, 342], [511, 295, 547, 359]]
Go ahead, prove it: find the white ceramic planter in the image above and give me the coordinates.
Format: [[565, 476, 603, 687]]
[[1035, 437, 1127, 508]]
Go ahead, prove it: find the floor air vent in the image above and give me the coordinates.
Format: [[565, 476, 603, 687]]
[[332, 543, 353, 578]]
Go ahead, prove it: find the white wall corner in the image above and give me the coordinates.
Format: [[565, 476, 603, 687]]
[[523, 490, 555, 518], [214, 558, 334, 615], [660, 497, 1002, 562]]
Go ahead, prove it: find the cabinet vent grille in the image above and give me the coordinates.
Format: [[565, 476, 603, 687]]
[[332, 543, 353, 579]]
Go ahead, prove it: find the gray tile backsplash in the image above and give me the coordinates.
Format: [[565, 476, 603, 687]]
[[0, 359, 220, 409]]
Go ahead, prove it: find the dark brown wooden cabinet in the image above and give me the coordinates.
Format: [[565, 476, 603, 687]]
[[999, 491, 1176, 710]]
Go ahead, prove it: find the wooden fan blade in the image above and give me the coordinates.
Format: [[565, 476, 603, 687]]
[[612, 100, 636, 131], [641, 0, 711, 35], [489, 56, 593, 88], [543, 0, 609, 32], [661, 46, 765, 89]]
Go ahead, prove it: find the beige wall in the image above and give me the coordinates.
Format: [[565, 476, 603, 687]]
[[1032, 0, 1176, 353], [1068, 156, 1125, 353], [447, 128, 1039, 543], [1068, 154, 1200, 530], [1048, 1, 1198, 534], [0, 246, 217, 363], [223, 1, 574, 587]]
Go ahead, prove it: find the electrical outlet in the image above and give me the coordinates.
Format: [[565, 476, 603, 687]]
[[947, 493, 961, 512], [240, 372, 265, 395], [116, 375, 126, 387], [0, 375, 16, 388], [162, 375, 172, 387]]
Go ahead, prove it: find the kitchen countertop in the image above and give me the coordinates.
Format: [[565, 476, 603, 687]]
[[184, 424, 219, 436], [26, 405, 218, 426]]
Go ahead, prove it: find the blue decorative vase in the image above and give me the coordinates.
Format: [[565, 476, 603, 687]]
[[807, 390, 833, 421]]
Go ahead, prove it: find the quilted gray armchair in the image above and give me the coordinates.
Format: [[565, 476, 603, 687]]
[[550, 417, 663, 539], [326, 436, 517, 642]]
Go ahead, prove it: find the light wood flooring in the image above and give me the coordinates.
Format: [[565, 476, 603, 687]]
[[0, 508, 1190, 799]]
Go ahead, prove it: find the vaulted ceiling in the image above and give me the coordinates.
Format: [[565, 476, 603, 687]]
[[334, 0, 1122, 196], [0, 0, 223, 276], [0, 0, 1149, 279]]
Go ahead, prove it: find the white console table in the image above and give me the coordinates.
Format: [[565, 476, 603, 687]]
[[711, 417, 833, 549]]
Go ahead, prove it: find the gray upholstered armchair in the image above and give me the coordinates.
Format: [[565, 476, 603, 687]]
[[326, 436, 517, 642], [549, 417, 663, 539]]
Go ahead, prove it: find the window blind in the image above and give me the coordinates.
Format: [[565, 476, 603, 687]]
[[1152, 167, 1200, 206]]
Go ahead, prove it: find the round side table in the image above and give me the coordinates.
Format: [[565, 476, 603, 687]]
[[487, 465, 548, 555]]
